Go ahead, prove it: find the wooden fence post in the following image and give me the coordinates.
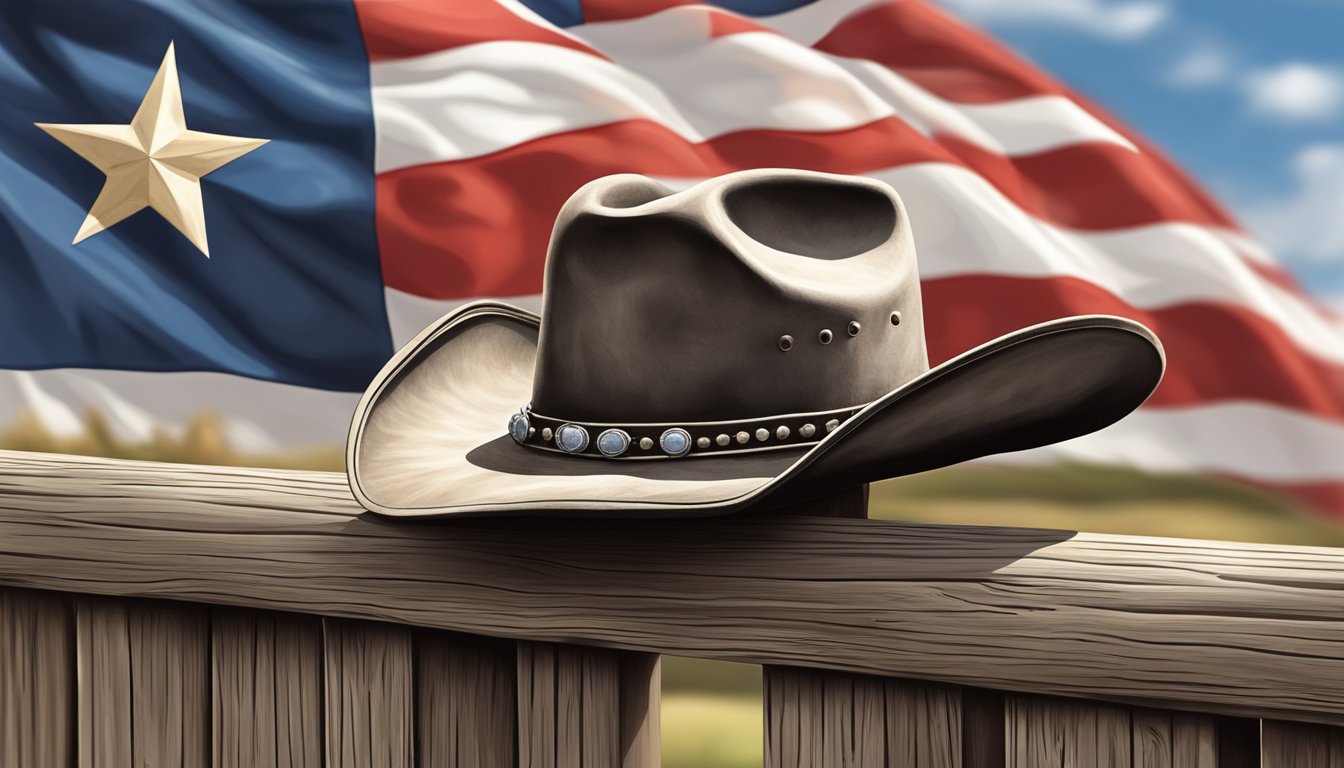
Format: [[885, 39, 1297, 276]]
[[0, 588, 73, 768], [517, 641, 660, 768], [322, 618, 414, 767], [77, 597, 210, 768], [416, 629, 517, 768], [212, 608, 323, 768]]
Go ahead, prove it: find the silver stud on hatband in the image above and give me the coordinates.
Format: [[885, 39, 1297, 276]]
[[776, 425, 790, 440], [597, 429, 631, 457], [716, 433, 731, 447], [541, 427, 553, 441], [818, 329, 833, 345], [660, 428, 691, 457], [639, 437, 654, 450], [755, 428, 769, 442], [778, 334, 794, 352], [799, 423, 816, 438], [848, 321, 861, 336], [697, 437, 711, 450], [825, 419, 840, 432], [735, 431, 750, 444], [556, 423, 589, 454]]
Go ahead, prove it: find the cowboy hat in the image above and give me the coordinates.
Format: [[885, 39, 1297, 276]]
[[346, 169, 1164, 517]]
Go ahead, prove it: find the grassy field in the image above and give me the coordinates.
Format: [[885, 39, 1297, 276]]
[[6, 410, 1343, 767]]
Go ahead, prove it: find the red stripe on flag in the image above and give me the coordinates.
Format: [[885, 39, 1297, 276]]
[[938, 136, 1238, 231], [814, 1, 1059, 103], [352, 0, 602, 61], [815, 1, 1246, 232]]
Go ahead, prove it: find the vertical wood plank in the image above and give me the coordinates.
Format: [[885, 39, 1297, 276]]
[[212, 607, 323, 768], [766, 668, 958, 768], [556, 646, 584, 766], [77, 598, 131, 768], [1005, 696, 1131, 768], [619, 653, 661, 768], [417, 630, 516, 768], [518, 642, 557, 768], [888, 680, 961, 768], [77, 597, 209, 768], [1170, 714, 1216, 768], [1263, 721, 1344, 768], [129, 601, 210, 767], [0, 588, 73, 768], [323, 618, 414, 768], [518, 641, 658, 768]]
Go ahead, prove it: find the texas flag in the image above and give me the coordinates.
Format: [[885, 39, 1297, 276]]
[[2, 0, 1343, 513]]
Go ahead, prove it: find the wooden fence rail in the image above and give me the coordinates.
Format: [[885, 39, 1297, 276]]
[[0, 449, 1341, 767]]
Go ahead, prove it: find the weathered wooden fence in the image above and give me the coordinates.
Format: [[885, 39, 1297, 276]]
[[0, 449, 1341, 767]]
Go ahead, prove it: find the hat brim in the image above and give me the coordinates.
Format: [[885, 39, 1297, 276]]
[[347, 301, 1164, 517]]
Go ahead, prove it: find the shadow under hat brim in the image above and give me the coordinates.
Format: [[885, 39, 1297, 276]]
[[346, 301, 1164, 517]]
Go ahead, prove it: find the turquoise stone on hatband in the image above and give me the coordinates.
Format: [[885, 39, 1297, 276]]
[[659, 428, 691, 457], [556, 423, 590, 454], [597, 429, 631, 457], [508, 412, 529, 444]]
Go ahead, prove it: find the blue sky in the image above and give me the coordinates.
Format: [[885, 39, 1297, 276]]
[[934, 0, 1344, 305]]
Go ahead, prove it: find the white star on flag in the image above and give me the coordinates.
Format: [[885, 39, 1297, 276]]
[[36, 42, 267, 257]]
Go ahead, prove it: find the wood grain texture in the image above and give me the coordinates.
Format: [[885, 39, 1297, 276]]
[[518, 642, 655, 768], [765, 669, 959, 767], [1262, 721, 1344, 768], [0, 451, 1342, 724], [0, 587, 73, 768], [618, 653, 661, 768], [323, 618, 414, 768], [77, 597, 209, 768], [888, 680, 962, 768], [1131, 710, 1216, 768], [77, 599, 131, 768], [130, 601, 210, 767], [212, 607, 323, 768], [1006, 696, 1132, 768], [416, 630, 516, 768]]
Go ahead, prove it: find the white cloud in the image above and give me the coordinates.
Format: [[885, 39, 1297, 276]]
[[1167, 44, 1232, 88], [1239, 144, 1344, 265], [936, 0, 1168, 41], [1244, 63, 1344, 122]]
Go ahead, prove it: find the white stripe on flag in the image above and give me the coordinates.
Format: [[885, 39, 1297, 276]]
[[994, 402, 1344, 483], [369, 36, 1131, 173]]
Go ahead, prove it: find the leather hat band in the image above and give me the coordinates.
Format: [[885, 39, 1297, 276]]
[[508, 404, 864, 460]]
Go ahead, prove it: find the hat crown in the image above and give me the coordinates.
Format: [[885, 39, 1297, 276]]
[[530, 170, 928, 424]]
